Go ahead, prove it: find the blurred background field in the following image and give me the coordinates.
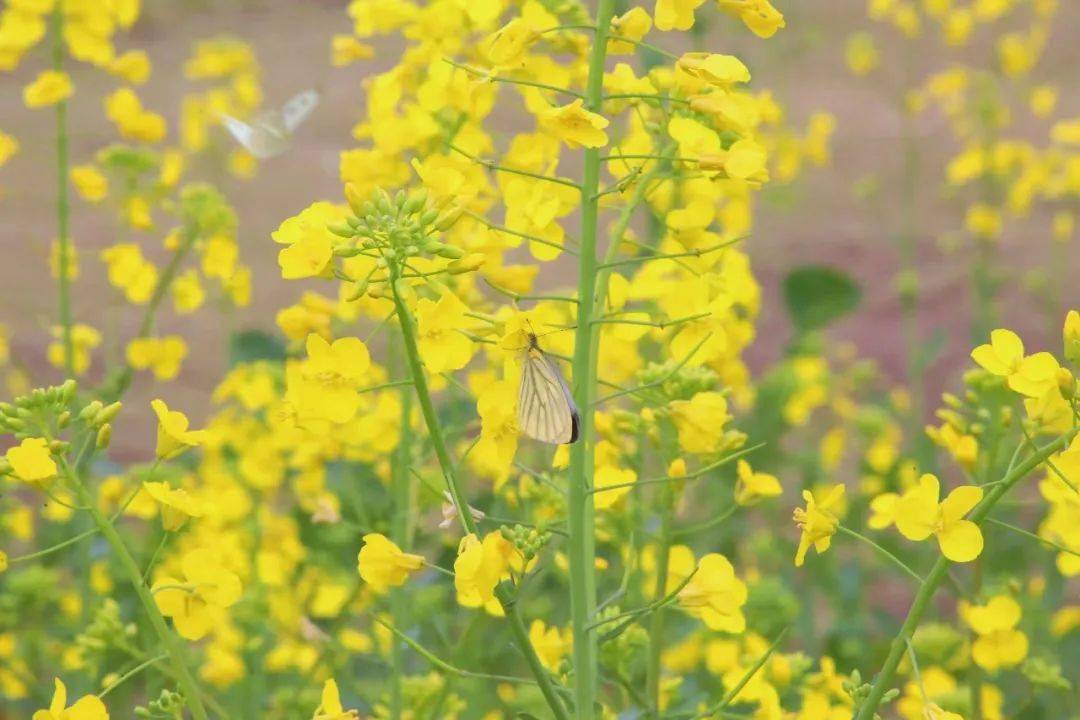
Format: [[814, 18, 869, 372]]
[[0, 0, 1077, 458]]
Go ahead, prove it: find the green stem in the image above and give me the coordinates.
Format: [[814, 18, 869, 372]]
[[388, 277, 570, 720], [389, 336, 414, 720], [854, 431, 1074, 720], [567, 3, 617, 717], [447, 141, 581, 190], [8, 527, 98, 564], [99, 652, 169, 698], [142, 529, 171, 584], [51, 4, 74, 377], [837, 525, 924, 584], [68, 473, 210, 720], [646, 491, 672, 716]]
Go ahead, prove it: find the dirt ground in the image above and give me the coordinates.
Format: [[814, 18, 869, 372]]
[[0, 0, 1077, 459]]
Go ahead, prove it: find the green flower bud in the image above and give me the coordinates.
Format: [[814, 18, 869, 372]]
[[344, 183, 366, 216], [447, 254, 486, 274], [96, 424, 112, 450], [328, 221, 356, 238], [347, 278, 370, 301], [434, 207, 463, 231], [79, 400, 104, 422], [403, 189, 428, 214], [57, 411, 71, 429], [94, 402, 123, 426], [59, 378, 77, 403], [1057, 367, 1075, 400], [436, 244, 466, 260]]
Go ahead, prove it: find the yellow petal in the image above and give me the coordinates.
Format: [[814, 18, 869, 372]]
[[938, 519, 983, 562]]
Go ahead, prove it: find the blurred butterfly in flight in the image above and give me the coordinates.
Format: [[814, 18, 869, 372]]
[[218, 88, 320, 159], [517, 330, 579, 445]]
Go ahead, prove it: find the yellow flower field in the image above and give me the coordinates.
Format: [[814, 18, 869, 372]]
[[0, 1, 1077, 719]]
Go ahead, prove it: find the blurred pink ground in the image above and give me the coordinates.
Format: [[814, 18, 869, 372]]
[[0, 0, 1077, 460]]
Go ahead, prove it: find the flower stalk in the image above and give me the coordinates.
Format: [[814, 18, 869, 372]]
[[51, 3, 74, 377], [388, 275, 571, 720], [566, 1, 617, 717], [66, 466, 211, 720]]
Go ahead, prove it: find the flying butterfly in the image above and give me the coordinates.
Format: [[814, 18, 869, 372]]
[[218, 88, 320, 159], [517, 331, 580, 445]]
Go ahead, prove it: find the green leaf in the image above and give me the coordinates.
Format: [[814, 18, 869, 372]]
[[228, 329, 287, 366], [782, 265, 861, 332]]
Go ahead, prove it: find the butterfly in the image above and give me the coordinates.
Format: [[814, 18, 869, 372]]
[[218, 88, 320, 159], [517, 331, 580, 445]]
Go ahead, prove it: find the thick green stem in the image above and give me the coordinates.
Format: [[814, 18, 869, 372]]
[[51, 3, 74, 377], [646, 494, 672, 716], [69, 475, 210, 720], [566, 4, 616, 717], [854, 432, 1074, 719], [389, 337, 414, 720], [388, 279, 570, 720]]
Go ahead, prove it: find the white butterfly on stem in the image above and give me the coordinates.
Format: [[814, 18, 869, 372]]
[[517, 331, 580, 445], [218, 88, 320, 159]]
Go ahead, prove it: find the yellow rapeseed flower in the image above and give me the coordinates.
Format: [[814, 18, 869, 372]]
[[32, 678, 108, 720], [895, 473, 984, 562], [357, 533, 424, 592], [539, 100, 610, 149], [151, 398, 209, 459], [312, 678, 359, 719], [971, 328, 1060, 398], [5, 437, 57, 484], [793, 484, 845, 566], [152, 547, 242, 641], [23, 70, 73, 108], [143, 480, 206, 531]]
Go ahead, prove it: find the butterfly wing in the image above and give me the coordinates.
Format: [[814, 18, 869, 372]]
[[219, 112, 290, 159], [280, 89, 320, 133], [518, 346, 579, 445]]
